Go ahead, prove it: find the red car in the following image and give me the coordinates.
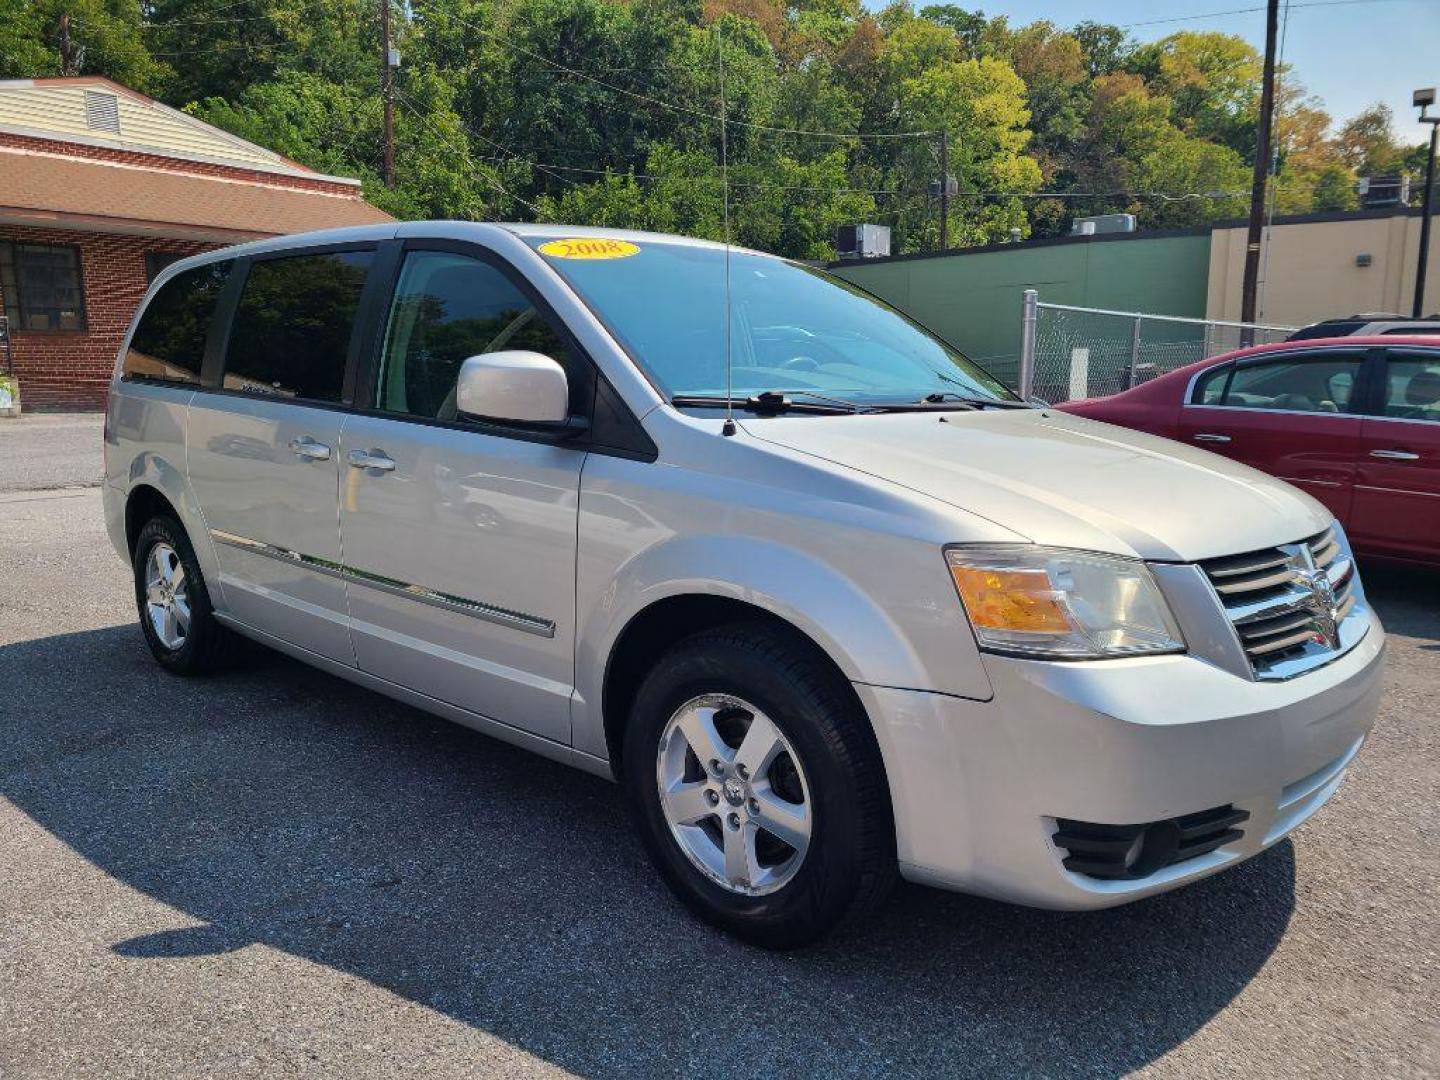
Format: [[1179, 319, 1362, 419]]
[[1058, 336, 1440, 567]]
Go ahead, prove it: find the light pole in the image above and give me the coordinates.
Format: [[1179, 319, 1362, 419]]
[[1240, 0, 1280, 341], [1415, 87, 1439, 318]]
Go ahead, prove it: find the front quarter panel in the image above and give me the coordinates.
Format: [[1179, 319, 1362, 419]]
[[571, 412, 1019, 761]]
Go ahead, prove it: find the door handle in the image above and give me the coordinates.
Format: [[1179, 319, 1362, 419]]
[[1369, 449, 1419, 461], [347, 448, 397, 472], [288, 436, 332, 461], [1193, 433, 1231, 443]]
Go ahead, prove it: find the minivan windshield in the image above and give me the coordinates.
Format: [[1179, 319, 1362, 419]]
[[528, 237, 1014, 407]]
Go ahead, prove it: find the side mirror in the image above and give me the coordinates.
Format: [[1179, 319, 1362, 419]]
[[456, 350, 571, 427]]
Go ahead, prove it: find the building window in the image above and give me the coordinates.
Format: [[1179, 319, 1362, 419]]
[[0, 242, 87, 332], [145, 252, 186, 283]]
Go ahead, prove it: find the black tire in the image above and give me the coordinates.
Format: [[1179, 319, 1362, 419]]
[[623, 622, 896, 949], [132, 514, 232, 675]]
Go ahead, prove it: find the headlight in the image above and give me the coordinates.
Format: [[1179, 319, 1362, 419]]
[[945, 545, 1185, 659]]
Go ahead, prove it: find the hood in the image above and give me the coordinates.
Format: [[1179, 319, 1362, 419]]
[[741, 408, 1331, 562]]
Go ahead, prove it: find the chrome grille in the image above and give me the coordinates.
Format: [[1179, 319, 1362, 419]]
[[1200, 527, 1358, 679]]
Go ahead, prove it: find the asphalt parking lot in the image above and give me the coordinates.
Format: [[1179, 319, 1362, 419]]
[[1, 415, 1436, 1078]]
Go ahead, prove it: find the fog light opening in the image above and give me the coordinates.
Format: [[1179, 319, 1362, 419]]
[[1127, 819, 1180, 877], [1053, 804, 1249, 881]]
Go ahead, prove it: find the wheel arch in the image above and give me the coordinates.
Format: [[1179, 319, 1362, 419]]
[[124, 483, 182, 557], [118, 453, 225, 608], [576, 532, 956, 767], [600, 593, 876, 778]]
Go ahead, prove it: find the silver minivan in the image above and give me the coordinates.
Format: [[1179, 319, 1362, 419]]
[[104, 223, 1385, 947]]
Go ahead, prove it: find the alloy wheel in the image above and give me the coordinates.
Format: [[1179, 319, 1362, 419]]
[[655, 693, 813, 896], [144, 541, 191, 651]]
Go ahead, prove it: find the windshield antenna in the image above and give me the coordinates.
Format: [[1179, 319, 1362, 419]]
[[716, 22, 736, 437]]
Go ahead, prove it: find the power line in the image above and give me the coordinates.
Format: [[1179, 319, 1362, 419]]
[[123, 5, 1356, 218], [460, 148, 1267, 201], [432, 7, 938, 141], [141, 12, 279, 29], [1118, 0, 1399, 28], [443, 116, 1273, 201], [399, 90, 908, 200], [142, 40, 292, 59], [394, 88, 585, 198], [469, 156, 907, 195], [377, 100, 1323, 203], [392, 93, 545, 216]]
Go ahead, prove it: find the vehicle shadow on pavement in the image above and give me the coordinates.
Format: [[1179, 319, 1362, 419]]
[[0, 625, 1297, 1078], [1362, 562, 1440, 646]]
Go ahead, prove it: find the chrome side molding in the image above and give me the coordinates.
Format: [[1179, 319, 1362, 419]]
[[210, 530, 556, 638]]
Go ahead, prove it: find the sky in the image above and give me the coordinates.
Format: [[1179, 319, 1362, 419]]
[[868, 0, 1438, 145]]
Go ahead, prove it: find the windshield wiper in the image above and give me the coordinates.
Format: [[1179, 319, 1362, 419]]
[[920, 391, 1032, 409], [669, 390, 871, 415]]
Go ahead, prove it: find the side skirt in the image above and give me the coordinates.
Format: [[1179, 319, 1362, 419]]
[[214, 612, 615, 782]]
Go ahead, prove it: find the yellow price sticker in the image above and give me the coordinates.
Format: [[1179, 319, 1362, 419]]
[[538, 237, 641, 260]]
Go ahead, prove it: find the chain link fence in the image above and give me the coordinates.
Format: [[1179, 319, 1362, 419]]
[[1018, 290, 1296, 404]]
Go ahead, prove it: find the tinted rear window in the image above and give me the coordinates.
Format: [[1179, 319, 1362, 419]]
[[223, 251, 373, 402], [124, 260, 233, 384]]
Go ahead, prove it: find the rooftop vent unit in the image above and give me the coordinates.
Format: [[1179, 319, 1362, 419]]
[[1071, 213, 1137, 236], [835, 224, 891, 259], [83, 90, 121, 135], [1357, 175, 1411, 209]]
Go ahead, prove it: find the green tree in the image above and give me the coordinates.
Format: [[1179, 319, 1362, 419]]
[[1072, 21, 1129, 78], [896, 54, 1041, 245], [1131, 134, 1248, 227], [0, 0, 53, 79], [146, 0, 374, 103], [1336, 103, 1407, 175], [1004, 21, 1087, 166], [1270, 86, 1357, 213], [1308, 165, 1360, 212], [1131, 31, 1262, 157], [5, 0, 170, 91], [0, 0, 1394, 256]]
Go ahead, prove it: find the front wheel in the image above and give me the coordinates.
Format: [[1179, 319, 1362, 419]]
[[623, 623, 896, 948]]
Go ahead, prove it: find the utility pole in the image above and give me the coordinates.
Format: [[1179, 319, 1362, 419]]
[[939, 130, 950, 252], [1239, 0, 1279, 338], [1413, 88, 1438, 318], [380, 0, 395, 187], [56, 13, 85, 76]]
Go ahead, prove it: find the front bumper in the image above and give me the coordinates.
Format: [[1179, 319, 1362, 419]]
[[856, 609, 1385, 909]]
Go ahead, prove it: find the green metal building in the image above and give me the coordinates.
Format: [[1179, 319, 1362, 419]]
[[829, 228, 1213, 386]]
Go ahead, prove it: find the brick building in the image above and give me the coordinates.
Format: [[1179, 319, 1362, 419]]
[[0, 77, 392, 410]]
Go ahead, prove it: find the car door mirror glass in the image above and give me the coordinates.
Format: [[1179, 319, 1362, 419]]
[[456, 350, 570, 425]]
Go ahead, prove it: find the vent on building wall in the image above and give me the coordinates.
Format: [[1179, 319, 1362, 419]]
[[83, 90, 121, 134]]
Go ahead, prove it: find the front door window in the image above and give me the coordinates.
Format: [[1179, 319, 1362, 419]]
[[374, 251, 580, 421]]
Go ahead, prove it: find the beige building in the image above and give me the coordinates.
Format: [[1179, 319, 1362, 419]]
[[0, 76, 391, 409], [1207, 209, 1439, 327]]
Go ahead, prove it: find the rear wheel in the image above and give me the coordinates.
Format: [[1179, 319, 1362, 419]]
[[623, 623, 896, 948], [132, 515, 231, 675]]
